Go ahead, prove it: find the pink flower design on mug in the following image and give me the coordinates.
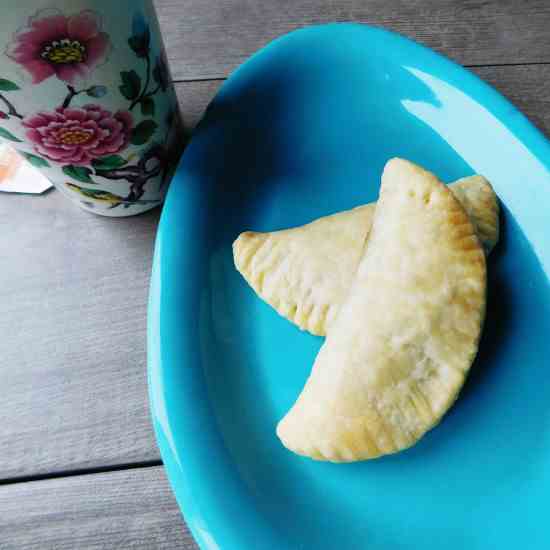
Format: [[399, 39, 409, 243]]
[[23, 104, 133, 165], [6, 9, 111, 84]]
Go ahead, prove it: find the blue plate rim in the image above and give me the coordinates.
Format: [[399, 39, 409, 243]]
[[147, 22, 550, 550]]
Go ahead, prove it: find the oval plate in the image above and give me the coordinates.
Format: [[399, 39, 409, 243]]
[[148, 23, 550, 550]]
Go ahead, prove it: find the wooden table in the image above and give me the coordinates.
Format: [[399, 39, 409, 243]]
[[1, 1, 549, 548]]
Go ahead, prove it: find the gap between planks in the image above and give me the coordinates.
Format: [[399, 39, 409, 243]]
[[171, 62, 550, 83], [0, 460, 163, 487]]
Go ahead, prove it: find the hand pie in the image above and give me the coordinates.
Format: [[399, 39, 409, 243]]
[[233, 176, 497, 336], [276, 158, 487, 461]]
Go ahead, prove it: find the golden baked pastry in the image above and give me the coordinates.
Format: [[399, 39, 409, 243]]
[[276, 158, 487, 461], [234, 175, 497, 336]]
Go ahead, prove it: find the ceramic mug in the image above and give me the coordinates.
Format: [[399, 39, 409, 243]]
[[0, 0, 183, 216]]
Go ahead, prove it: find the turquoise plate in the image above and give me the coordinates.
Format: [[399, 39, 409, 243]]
[[148, 23, 550, 550]]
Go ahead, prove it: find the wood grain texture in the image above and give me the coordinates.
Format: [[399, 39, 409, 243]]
[[0, 466, 197, 550], [0, 191, 161, 480], [176, 79, 223, 130], [154, 0, 550, 81]]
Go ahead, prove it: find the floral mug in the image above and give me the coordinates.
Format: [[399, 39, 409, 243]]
[[0, 0, 183, 216]]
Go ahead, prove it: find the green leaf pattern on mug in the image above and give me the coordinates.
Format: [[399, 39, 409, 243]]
[[91, 155, 128, 170], [140, 96, 155, 116], [0, 78, 20, 92], [62, 165, 94, 183], [0, 9, 183, 209], [119, 70, 142, 101], [22, 152, 50, 168], [0, 127, 22, 141], [130, 120, 158, 145]]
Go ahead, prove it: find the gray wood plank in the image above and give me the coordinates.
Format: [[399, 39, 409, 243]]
[[0, 191, 161, 479], [0, 466, 197, 550], [177, 79, 222, 130], [1, 65, 548, 481], [155, 0, 550, 81]]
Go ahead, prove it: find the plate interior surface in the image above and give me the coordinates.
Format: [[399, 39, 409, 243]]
[[149, 23, 550, 550]]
